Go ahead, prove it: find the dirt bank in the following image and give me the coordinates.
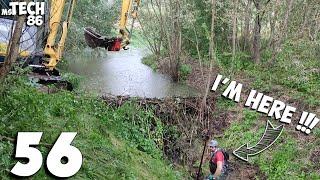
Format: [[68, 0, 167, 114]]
[[145, 55, 320, 178], [157, 57, 220, 93], [101, 95, 266, 179]]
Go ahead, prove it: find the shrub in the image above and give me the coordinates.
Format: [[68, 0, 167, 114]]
[[179, 64, 192, 81]]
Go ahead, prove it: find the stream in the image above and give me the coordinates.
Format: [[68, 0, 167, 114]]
[[67, 48, 200, 98]]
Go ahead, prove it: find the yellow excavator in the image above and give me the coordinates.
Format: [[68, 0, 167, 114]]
[[27, 0, 76, 76], [23, 0, 77, 89], [0, 0, 141, 88], [84, 0, 141, 51], [0, 0, 77, 87], [42, 0, 76, 72], [0, 0, 35, 65]]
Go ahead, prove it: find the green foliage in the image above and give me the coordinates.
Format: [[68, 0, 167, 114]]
[[182, 0, 231, 60], [139, 1, 319, 179], [215, 40, 320, 107], [0, 75, 184, 179], [109, 102, 164, 159], [313, 128, 320, 139], [216, 96, 236, 110], [220, 110, 262, 149], [142, 54, 158, 71], [66, 0, 119, 51], [130, 29, 148, 48], [179, 64, 192, 81], [62, 72, 82, 89], [256, 134, 319, 180], [217, 51, 253, 73], [251, 77, 273, 93], [220, 108, 320, 179], [256, 136, 299, 179]]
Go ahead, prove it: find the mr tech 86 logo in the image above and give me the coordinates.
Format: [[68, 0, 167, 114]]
[[1, 1, 45, 26]]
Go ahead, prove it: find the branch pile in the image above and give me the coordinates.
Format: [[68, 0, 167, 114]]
[[101, 95, 232, 167]]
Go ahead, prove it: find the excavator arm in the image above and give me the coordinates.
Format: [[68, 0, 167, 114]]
[[84, 0, 141, 51], [119, 0, 141, 48], [44, 0, 76, 71]]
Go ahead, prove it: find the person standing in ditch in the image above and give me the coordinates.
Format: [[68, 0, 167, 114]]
[[206, 140, 228, 180]]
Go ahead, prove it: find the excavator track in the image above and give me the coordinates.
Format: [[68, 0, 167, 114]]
[[24, 56, 73, 91], [27, 71, 73, 91]]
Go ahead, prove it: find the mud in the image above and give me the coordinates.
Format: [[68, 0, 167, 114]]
[[227, 161, 267, 180]]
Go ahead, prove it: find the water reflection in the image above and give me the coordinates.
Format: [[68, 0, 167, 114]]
[[67, 48, 199, 98]]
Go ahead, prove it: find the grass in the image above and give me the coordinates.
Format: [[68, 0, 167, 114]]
[[140, 37, 320, 179], [215, 43, 320, 179], [215, 96, 237, 110], [142, 54, 158, 71], [142, 54, 193, 82], [2, 34, 318, 179], [219, 109, 320, 180], [217, 41, 319, 179], [179, 64, 192, 81], [217, 40, 320, 107], [0, 75, 186, 179]]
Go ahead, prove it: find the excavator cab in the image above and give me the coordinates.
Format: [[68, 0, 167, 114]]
[[0, 0, 39, 65]]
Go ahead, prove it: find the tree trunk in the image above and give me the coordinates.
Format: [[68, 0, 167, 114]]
[[0, 14, 27, 78], [169, 0, 181, 81], [268, 0, 279, 48], [232, 0, 238, 66], [268, 0, 280, 64], [252, 1, 261, 64], [199, 0, 216, 127], [309, 7, 319, 41], [314, 10, 320, 40], [192, 21, 204, 79], [282, 0, 293, 40], [270, 0, 293, 63], [300, 0, 310, 38], [208, 0, 216, 61], [243, 0, 251, 51]]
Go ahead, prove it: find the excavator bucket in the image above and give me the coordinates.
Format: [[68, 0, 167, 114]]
[[84, 27, 122, 51]]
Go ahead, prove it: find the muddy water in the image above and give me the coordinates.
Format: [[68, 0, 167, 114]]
[[67, 48, 200, 98]]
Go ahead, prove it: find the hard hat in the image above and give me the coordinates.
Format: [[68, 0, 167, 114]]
[[208, 140, 218, 147]]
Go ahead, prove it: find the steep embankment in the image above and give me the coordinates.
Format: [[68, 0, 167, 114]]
[[0, 75, 185, 179], [142, 54, 320, 179]]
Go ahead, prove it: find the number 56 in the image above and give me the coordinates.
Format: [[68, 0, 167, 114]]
[[11, 132, 83, 178]]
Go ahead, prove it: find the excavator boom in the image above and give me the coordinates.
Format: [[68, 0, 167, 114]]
[[22, 0, 77, 90], [44, 0, 76, 71], [119, 0, 141, 47]]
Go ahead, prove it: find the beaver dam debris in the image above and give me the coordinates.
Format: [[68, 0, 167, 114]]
[[101, 95, 221, 132], [101, 95, 264, 179], [102, 95, 232, 134], [101, 95, 226, 163]]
